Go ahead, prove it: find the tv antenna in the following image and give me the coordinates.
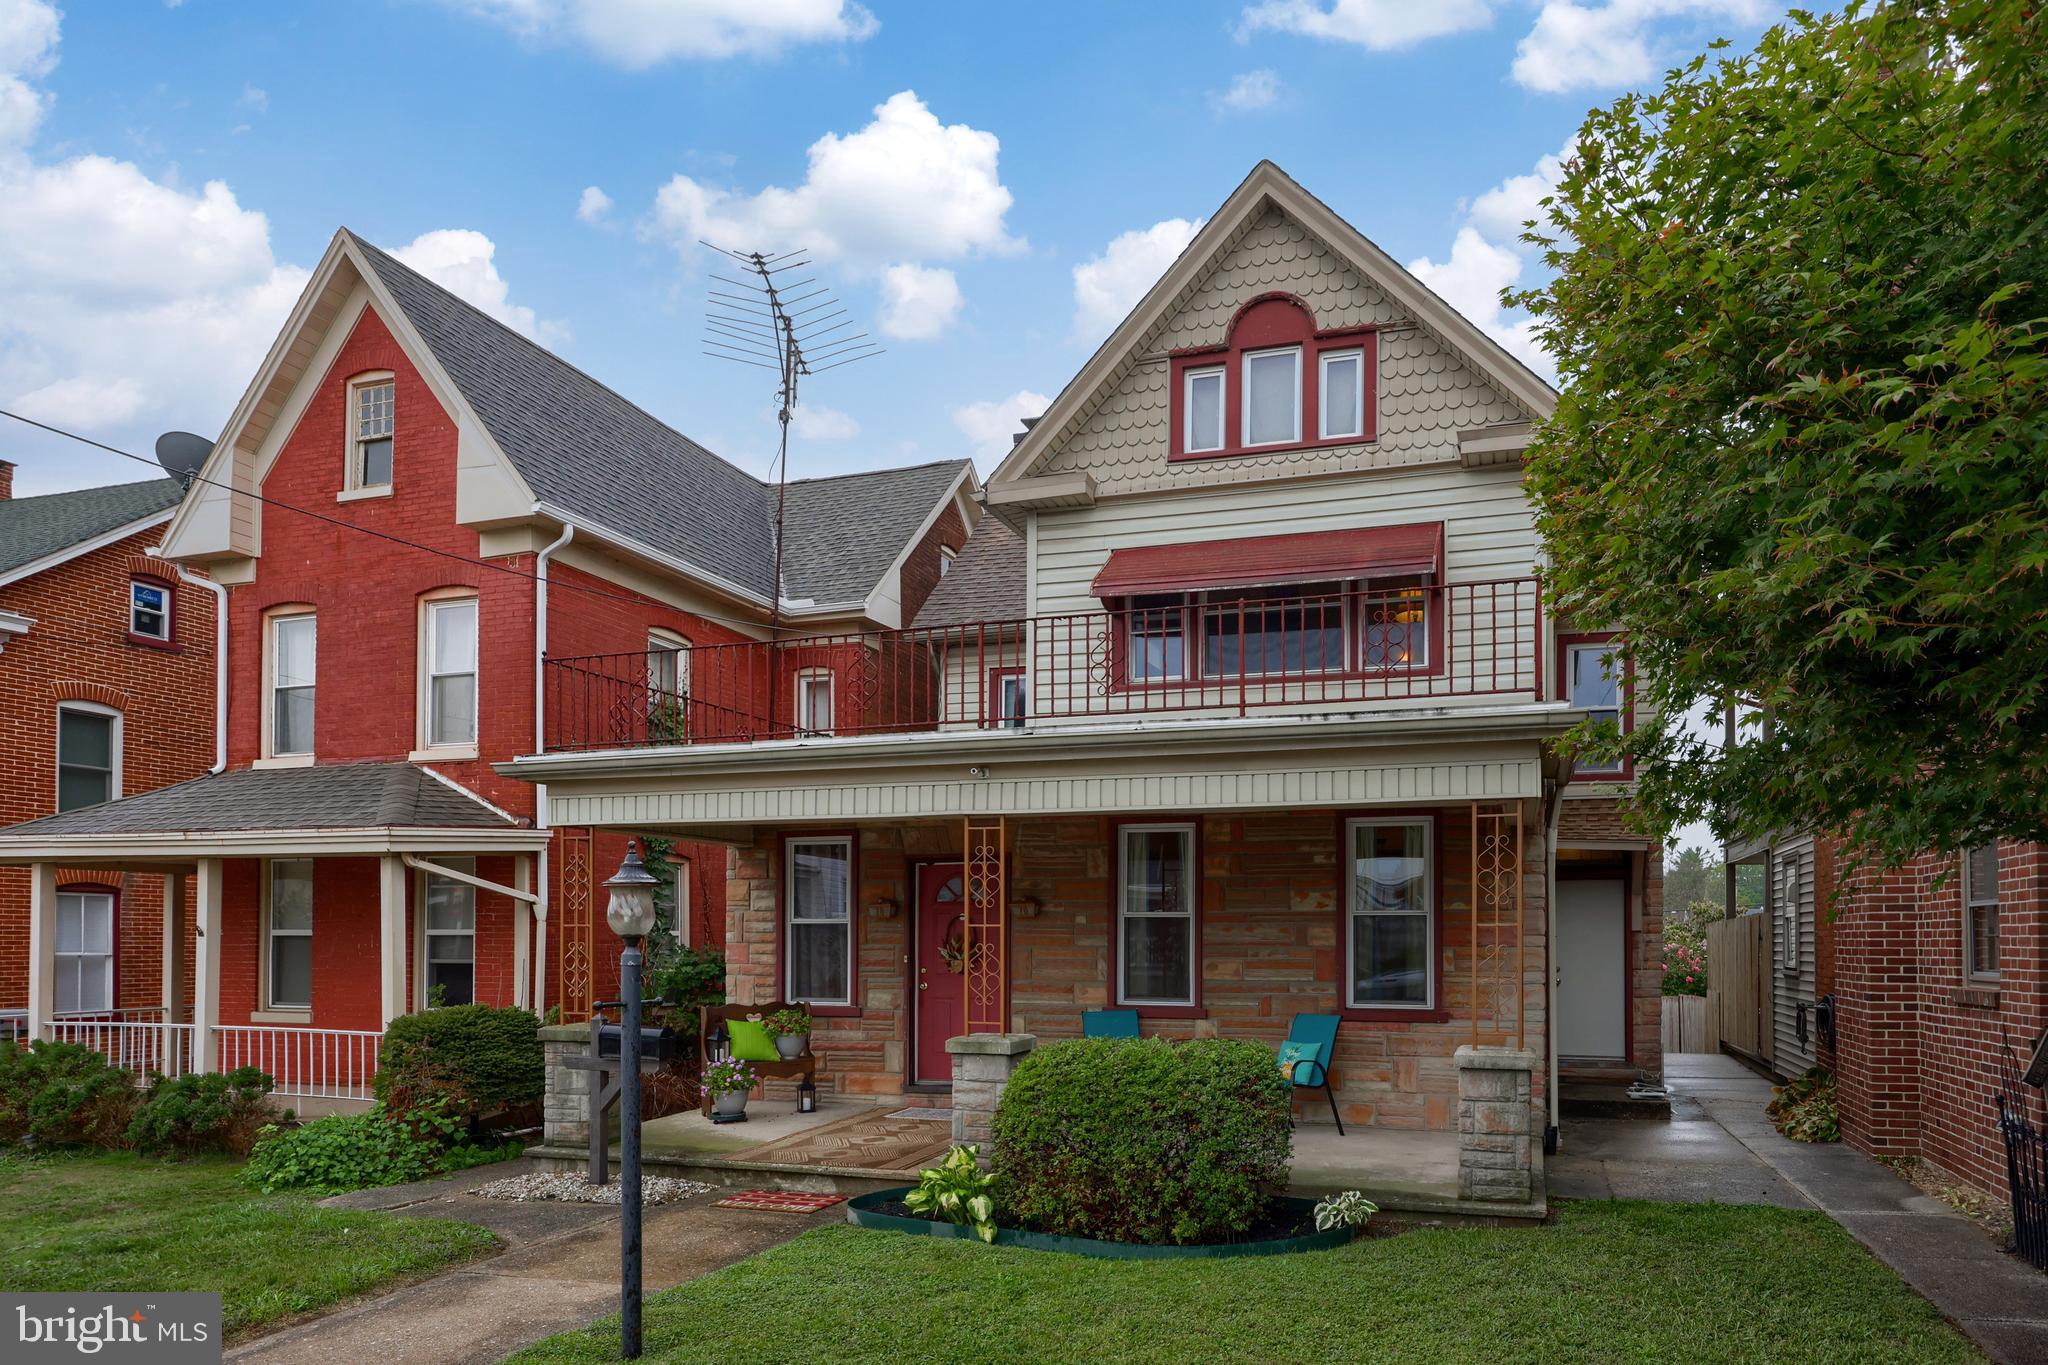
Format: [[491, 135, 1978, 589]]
[[699, 243, 883, 637]]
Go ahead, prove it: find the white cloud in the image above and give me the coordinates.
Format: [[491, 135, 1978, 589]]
[[0, 0, 59, 151], [447, 0, 877, 67], [1466, 138, 1573, 243], [575, 184, 613, 224], [951, 389, 1050, 465], [1512, 0, 1764, 93], [1213, 68, 1281, 112], [1070, 217, 1204, 342], [788, 402, 859, 440], [1238, 0, 1494, 51], [876, 263, 961, 341], [392, 228, 559, 342], [239, 83, 268, 112]]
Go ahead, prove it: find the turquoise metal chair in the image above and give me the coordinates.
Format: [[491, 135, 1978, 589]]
[[1082, 1009, 1140, 1040], [1279, 1013, 1344, 1134]]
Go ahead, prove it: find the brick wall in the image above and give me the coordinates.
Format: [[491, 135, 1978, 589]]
[[896, 498, 970, 626], [0, 524, 216, 1011], [1827, 839, 2045, 1199], [727, 808, 1551, 1129]]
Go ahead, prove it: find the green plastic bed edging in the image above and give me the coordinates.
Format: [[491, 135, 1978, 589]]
[[845, 1188, 1359, 1259]]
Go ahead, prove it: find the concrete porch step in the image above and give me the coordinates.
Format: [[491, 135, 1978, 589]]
[[1561, 1080, 1672, 1120]]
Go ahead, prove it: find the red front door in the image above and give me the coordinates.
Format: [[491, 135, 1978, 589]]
[[914, 862, 967, 1085]]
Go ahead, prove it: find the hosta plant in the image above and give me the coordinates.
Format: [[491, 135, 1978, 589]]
[[904, 1143, 1000, 1244], [1313, 1190, 1379, 1232]]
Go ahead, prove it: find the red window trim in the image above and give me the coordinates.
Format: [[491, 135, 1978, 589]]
[[775, 829, 861, 1018], [986, 666, 1024, 728], [1105, 815, 1206, 1019], [126, 573, 180, 652], [1556, 631, 1635, 781], [1169, 293, 1378, 462], [1332, 809, 1449, 1024], [54, 881, 123, 1014]]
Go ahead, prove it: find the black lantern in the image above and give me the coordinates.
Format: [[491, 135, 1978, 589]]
[[707, 1020, 730, 1064], [797, 1075, 818, 1114]]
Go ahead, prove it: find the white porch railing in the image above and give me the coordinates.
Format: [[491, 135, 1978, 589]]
[[48, 1013, 193, 1078], [214, 1025, 384, 1103]]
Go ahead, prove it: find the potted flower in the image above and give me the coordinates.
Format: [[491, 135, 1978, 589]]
[[764, 1005, 812, 1061], [702, 1057, 758, 1121]]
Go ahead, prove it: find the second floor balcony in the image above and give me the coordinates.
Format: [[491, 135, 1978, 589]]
[[542, 577, 1545, 754]]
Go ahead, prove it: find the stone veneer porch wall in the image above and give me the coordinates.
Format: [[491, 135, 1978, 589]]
[[726, 807, 1552, 1130]]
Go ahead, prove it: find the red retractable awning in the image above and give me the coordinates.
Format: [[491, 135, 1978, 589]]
[[1089, 522, 1444, 598]]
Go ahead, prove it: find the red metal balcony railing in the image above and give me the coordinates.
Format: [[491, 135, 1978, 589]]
[[542, 577, 1543, 753]]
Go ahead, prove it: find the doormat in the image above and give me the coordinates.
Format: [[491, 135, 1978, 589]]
[[885, 1108, 953, 1121], [711, 1189, 848, 1214]]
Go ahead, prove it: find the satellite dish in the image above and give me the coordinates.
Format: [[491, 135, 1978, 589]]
[[154, 431, 213, 486]]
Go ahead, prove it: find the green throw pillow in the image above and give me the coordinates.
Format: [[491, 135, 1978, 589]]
[[1277, 1040, 1321, 1084], [727, 1019, 780, 1062]]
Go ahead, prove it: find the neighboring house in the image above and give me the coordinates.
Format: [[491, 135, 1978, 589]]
[[1727, 831, 2045, 1201], [0, 465, 218, 1040], [510, 162, 1664, 1142], [0, 232, 975, 1104]]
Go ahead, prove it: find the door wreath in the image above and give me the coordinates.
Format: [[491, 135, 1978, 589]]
[[938, 913, 967, 974]]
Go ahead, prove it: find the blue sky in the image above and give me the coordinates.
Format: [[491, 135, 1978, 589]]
[[0, 0, 1783, 499]]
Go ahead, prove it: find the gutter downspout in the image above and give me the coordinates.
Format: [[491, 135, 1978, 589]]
[[1544, 777, 1565, 1153], [172, 564, 228, 773], [531, 521, 574, 1018]]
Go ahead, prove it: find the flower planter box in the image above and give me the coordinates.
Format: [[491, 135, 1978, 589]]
[[845, 1188, 1359, 1260]]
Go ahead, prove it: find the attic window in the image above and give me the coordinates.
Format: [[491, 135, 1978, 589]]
[[1168, 295, 1376, 461], [939, 545, 958, 578], [347, 374, 395, 493]]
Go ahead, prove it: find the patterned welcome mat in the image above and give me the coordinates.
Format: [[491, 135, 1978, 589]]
[[711, 1189, 848, 1214], [739, 1111, 955, 1172]]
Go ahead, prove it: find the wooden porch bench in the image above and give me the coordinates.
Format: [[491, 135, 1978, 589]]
[[699, 1003, 817, 1117]]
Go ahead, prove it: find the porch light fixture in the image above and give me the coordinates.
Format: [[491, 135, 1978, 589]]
[[868, 895, 900, 920], [1013, 894, 1043, 920], [604, 841, 660, 940], [797, 1075, 818, 1114]]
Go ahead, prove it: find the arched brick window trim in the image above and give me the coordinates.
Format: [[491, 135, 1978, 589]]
[[51, 680, 128, 710], [1168, 293, 1377, 462]]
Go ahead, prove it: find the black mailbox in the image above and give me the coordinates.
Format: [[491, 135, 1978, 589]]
[[596, 1024, 679, 1064]]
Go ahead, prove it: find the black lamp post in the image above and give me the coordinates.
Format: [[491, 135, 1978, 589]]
[[603, 840, 660, 1361]]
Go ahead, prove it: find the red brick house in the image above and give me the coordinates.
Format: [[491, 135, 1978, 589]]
[[510, 163, 1665, 1155], [0, 232, 975, 1105], [0, 466, 218, 1050]]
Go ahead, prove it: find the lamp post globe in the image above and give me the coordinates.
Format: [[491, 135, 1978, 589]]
[[604, 840, 660, 941]]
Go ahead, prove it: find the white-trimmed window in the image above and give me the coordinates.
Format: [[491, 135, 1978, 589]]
[[796, 669, 835, 736], [55, 890, 114, 1014], [1565, 641, 1627, 776], [129, 579, 171, 641], [1319, 348, 1365, 440], [1125, 594, 1187, 684], [996, 671, 1026, 729], [785, 837, 852, 1006], [647, 629, 690, 742], [348, 374, 395, 490], [1346, 818, 1432, 1009], [673, 857, 694, 945], [269, 613, 316, 757], [56, 703, 120, 812], [1117, 824, 1196, 1007], [423, 597, 478, 748], [266, 859, 313, 1010], [938, 545, 958, 578], [1776, 850, 1802, 975], [1184, 366, 1225, 454], [1242, 346, 1302, 447], [1964, 843, 1999, 981], [421, 858, 476, 1007]]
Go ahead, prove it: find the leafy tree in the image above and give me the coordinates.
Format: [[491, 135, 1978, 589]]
[[1663, 845, 1722, 912], [1516, 0, 2048, 866]]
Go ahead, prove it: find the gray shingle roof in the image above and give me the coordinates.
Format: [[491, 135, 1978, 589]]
[[780, 460, 970, 606], [348, 233, 963, 609], [0, 478, 182, 579], [0, 763, 521, 839], [912, 515, 1025, 629]]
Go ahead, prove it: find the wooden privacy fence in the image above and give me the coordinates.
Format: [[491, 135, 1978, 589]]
[[1661, 995, 1711, 1054], [1706, 913, 1772, 1068]]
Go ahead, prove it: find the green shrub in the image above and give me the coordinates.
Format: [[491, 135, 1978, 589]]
[[373, 1004, 542, 1122], [1768, 1066, 1841, 1143], [0, 1040, 137, 1148], [649, 945, 726, 1043], [124, 1067, 281, 1155], [989, 1037, 1292, 1245], [244, 1099, 515, 1195]]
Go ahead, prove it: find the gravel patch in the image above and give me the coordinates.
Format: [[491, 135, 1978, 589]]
[[470, 1171, 713, 1206]]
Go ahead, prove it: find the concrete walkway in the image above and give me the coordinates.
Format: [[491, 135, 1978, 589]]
[[227, 1159, 837, 1365], [1553, 1053, 2048, 1364]]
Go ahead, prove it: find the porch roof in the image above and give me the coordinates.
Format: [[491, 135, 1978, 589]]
[[0, 762, 552, 865]]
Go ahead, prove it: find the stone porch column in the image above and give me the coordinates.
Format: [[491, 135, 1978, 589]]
[[947, 1032, 1035, 1147], [191, 858, 222, 1074], [1456, 1045, 1537, 1204], [539, 1022, 593, 1146], [25, 862, 57, 1041]]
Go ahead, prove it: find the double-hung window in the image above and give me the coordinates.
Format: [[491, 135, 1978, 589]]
[[1564, 640, 1627, 776], [423, 598, 478, 748], [1117, 824, 1196, 1007], [271, 614, 316, 756], [1347, 818, 1432, 1009], [55, 890, 114, 1014], [56, 704, 118, 811], [129, 579, 170, 642], [1361, 580, 1429, 671], [267, 859, 313, 1010], [647, 630, 690, 741], [1124, 594, 1187, 684], [1320, 348, 1366, 440], [1964, 843, 1999, 981], [993, 669, 1026, 729], [785, 837, 852, 1006], [350, 376, 394, 490], [1184, 367, 1225, 454], [422, 858, 476, 1006], [1242, 347, 1301, 447], [796, 669, 835, 735], [1201, 585, 1344, 678]]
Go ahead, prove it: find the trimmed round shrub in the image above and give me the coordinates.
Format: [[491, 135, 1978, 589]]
[[989, 1036, 1292, 1245], [373, 1004, 542, 1122], [126, 1067, 282, 1155], [0, 1039, 137, 1148]]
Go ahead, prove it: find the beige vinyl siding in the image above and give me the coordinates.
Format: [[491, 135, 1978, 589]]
[[1770, 833, 1819, 1076], [936, 638, 1023, 730]]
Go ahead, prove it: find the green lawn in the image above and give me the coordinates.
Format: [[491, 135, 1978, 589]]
[[510, 1201, 1978, 1365], [0, 1151, 498, 1340]]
